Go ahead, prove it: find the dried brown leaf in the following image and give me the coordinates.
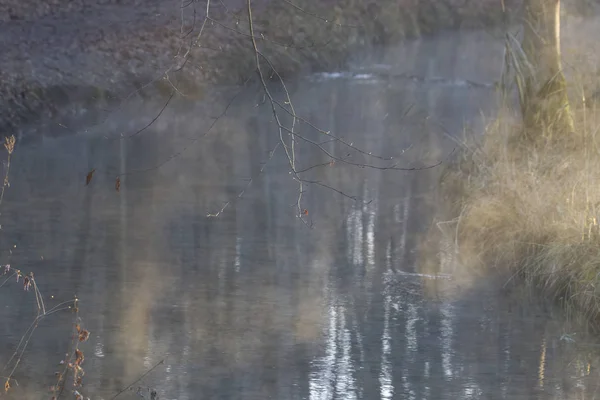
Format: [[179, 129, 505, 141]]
[[85, 169, 96, 186], [78, 329, 90, 342], [75, 349, 84, 366]]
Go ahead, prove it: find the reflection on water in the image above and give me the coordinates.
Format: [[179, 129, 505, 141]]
[[1, 30, 600, 399]]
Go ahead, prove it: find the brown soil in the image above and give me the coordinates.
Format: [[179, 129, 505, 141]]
[[0, 0, 523, 134]]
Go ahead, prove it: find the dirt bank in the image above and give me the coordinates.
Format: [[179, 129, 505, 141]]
[[0, 0, 521, 135]]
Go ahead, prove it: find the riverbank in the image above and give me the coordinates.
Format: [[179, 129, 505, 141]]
[[417, 5, 600, 327], [429, 96, 600, 327], [0, 0, 521, 136]]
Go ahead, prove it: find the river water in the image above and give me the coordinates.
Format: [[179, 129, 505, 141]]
[[2, 30, 600, 400]]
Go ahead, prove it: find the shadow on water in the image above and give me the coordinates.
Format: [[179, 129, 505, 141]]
[[2, 30, 600, 399]]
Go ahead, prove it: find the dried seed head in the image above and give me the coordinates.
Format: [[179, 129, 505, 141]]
[[4, 136, 15, 155]]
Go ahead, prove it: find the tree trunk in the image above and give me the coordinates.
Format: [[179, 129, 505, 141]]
[[521, 0, 573, 137]]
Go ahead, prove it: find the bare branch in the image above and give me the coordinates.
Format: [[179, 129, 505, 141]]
[[207, 143, 281, 218], [115, 76, 251, 178], [295, 160, 336, 174], [271, 97, 404, 161], [110, 359, 165, 400], [279, 123, 450, 171], [125, 90, 176, 139], [297, 178, 368, 203]]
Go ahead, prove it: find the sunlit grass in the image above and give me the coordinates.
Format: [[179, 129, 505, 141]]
[[434, 93, 600, 324]]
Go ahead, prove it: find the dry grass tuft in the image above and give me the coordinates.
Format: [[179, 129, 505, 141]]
[[434, 101, 600, 324]]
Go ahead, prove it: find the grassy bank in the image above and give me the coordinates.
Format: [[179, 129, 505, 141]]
[[432, 97, 600, 324], [1, 0, 520, 134]]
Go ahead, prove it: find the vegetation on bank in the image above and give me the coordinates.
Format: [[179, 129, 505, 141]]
[[429, 0, 600, 325], [434, 104, 600, 321], [0, 0, 519, 133]]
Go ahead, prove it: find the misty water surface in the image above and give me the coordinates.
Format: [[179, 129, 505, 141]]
[[2, 30, 600, 400]]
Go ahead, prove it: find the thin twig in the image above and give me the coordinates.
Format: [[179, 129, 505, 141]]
[[271, 97, 403, 161], [247, 0, 314, 225], [110, 359, 165, 400], [125, 91, 176, 139], [114, 76, 251, 178], [207, 143, 281, 218]]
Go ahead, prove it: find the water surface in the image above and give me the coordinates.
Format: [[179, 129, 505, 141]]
[[1, 30, 600, 400]]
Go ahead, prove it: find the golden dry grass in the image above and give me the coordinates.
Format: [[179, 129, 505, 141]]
[[433, 100, 600, 324]]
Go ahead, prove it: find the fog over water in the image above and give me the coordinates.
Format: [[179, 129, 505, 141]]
[[2, 28, 600, 400]]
